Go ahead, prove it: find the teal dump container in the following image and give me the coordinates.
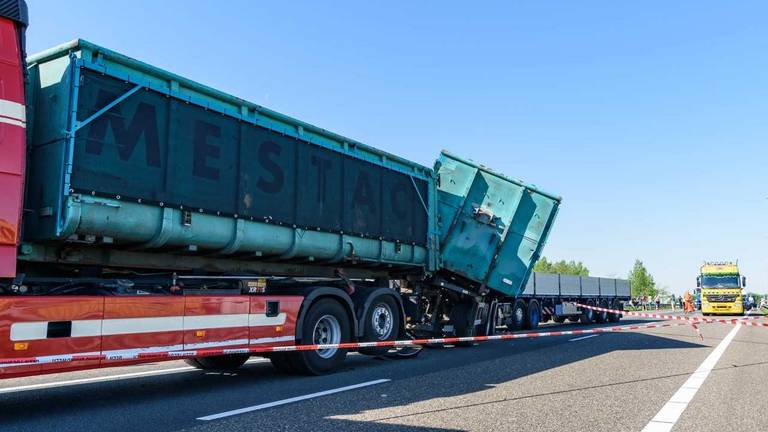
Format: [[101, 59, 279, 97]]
[[22, 40, 435, 274], [21, 39, 559, 287], [435, 152, 561, 297]]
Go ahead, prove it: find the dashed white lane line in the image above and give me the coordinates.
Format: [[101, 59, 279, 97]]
[[569, 334, 599, 342], [197, 379, 391, 421], [642, 322, 742, 432], [0, 358, 267, 394]]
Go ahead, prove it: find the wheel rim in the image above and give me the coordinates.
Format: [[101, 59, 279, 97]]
[[371, 303, 394, 340], [313, 314, 341, 359]]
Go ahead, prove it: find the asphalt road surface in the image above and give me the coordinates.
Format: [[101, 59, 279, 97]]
[[1, 311, 766, 432]]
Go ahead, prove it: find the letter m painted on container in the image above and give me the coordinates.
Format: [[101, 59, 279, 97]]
[[84, 90, 160, 167]]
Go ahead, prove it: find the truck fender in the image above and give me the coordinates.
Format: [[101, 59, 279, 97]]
[[351, 287, 407, 339], [295, 287, 357, 344]]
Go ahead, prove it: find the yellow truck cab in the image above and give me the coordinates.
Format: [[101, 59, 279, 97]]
[[697, 262, 746, 316]]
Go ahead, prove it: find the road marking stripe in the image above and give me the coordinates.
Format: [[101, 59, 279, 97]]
[[569, 334, 599, 342], [642, 323, 742, 432], [197, 378, 391, 421], [0, 358, 268, 394]]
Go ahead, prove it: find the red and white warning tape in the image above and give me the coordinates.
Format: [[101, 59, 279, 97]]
[[0, 320, 691, 367], [577, 303, 768, 327]]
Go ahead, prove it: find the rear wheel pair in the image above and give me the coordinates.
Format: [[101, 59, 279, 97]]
[[506, 299, 541, 331], [271, 295, 400, 374]]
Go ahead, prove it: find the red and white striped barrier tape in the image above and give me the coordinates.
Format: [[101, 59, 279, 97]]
[[577, 303, 768, 328], [0, 320, 691, 367]]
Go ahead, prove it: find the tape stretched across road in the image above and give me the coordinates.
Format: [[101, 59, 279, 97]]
[[577, 303, 768, 328], [0, 321, 692, 367]]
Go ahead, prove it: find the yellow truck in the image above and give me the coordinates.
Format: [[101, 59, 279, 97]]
[[696, 262, 746, 316]]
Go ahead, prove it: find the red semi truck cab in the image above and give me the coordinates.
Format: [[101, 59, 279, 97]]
[[0, 0, 28, 278]]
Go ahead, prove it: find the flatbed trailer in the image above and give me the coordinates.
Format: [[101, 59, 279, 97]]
[[495, 272, 630, 331]]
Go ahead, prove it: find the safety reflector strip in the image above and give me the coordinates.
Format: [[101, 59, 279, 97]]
[[576, 303, 768, 328]]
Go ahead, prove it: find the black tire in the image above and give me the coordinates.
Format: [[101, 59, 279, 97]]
[[480, 301, 499, 337], [567, 316, 581, 323], [608, 299, 622, 322], [450, 301, 478, 347], [359, 295, 401, 356], [184, 354, 250, 370], [268, 353, 296, 373], [526, 299, 541, 330], [595, 299, 609, 323], [290, 299, 351, 375], [552, 315, 566, 323], [579, 300, 595, 324], [507, 299, 527, 331]]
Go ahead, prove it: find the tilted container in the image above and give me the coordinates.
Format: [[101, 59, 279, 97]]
[[434, 152, 560, 296]]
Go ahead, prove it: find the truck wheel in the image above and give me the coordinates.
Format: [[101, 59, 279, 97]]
[[525, 299, 541, 330], [450, 301, 478, 347], [290, 299, 351, 375], [507, 299, 527, 331], [579, 300, 595, 324], [567, 316, 580, 323], [359, 295, 401, 356], [595, 299, 609, 323], [608, 300, 622, 322], [184, 354, 250, 370], [552, 315, 566, 323]]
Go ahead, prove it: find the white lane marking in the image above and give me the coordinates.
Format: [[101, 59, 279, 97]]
[[0, 358, 267, 395], [197, 379, 391, 421], [642, 323, 741, 432], [569, 334, 599, 342]]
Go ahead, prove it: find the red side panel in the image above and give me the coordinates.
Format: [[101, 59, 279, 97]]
[[0, 17, 26, 278], [0, 297, 104, 378], [183, 295, 250, 349], [249, 296, 301, 346], [101, 296, 185, 367]]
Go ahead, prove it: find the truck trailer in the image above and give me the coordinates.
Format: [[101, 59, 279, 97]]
[[0, 2, 627, 380]]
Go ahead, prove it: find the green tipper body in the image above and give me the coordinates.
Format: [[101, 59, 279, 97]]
[[21, 39, 560, 296], [435, 152, 561, 297]]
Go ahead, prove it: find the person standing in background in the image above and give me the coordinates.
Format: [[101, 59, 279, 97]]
[[683, 290, 694, 315]]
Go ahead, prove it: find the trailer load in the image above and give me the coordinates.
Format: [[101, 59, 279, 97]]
[[0, 2, 628, 380]]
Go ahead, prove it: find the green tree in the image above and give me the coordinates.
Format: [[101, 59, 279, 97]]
[[628, 259, 657, 298], [534, 257, 589, 276]]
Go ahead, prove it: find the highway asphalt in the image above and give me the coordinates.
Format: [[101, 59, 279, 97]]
[[0, 311, 765, 432]]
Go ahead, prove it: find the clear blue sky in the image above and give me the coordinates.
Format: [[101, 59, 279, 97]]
[[27, 1, 768, 295]]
